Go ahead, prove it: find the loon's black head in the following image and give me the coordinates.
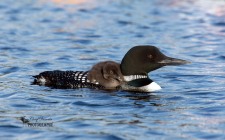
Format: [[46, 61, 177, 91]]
[[121, 45, 190, 76]]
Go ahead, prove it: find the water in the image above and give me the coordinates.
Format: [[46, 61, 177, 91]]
[[0, 0, 225, 139]]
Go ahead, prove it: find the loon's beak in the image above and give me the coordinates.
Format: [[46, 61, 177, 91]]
[[158, 56, 190, 66]]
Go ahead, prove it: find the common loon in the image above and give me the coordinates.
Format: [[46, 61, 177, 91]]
[[33, 45, 189, 92]]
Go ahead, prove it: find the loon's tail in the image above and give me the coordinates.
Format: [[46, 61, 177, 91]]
[[32, 70, 100, 89]]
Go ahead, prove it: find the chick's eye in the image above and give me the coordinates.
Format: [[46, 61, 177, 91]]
[[110, 70, 114, 74], [148, 54, 153, 59]]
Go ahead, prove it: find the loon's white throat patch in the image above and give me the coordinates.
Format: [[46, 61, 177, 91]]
[[123, 75, 148, 82]]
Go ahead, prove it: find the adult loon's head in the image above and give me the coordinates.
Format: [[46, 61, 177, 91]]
[[120, 45, 190, 92], [121, 45, 189, 76]]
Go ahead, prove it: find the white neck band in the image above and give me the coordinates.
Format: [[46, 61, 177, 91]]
[[123, 75, 148, 82]]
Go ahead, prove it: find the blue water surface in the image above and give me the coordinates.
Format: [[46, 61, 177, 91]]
[[0, 0, 225, 139]]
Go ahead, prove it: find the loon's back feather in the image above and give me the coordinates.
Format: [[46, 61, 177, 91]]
[[33, 70, 103, 89]]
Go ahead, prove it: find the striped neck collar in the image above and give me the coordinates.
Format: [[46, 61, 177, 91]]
[[123, 75, 148, 82]]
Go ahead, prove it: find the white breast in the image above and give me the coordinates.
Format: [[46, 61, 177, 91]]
[[121, 82, 161, 92]]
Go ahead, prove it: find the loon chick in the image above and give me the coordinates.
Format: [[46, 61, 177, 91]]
[[120, 45, 189, 92], [87, 61, 124, 89], [33, 45, 189, 92], [33, 61, 123, 89]]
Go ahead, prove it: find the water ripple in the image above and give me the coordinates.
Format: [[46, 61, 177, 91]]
[[0, 0, 225, 139], [32, 62, 52, 68], [0, 67, 20, 75]]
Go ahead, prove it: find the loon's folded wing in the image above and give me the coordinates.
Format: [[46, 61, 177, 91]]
[[32, 70, 103, 89]]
